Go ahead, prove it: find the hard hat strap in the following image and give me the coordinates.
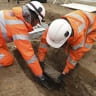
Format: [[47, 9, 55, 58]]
[[29, 2, 44, 20]]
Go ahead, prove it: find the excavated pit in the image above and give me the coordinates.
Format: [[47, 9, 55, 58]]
[[13, 39, 96, 96], [0, 0, 96, 96], [9, 6, 96, 96]]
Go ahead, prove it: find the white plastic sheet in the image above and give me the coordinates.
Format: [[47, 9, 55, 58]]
[[80, 0, 96, 2], [29, 23, 48, 39], [61, 3, 96, 12]]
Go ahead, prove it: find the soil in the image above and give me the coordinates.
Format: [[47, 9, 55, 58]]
[[0, 0, 96, 96]]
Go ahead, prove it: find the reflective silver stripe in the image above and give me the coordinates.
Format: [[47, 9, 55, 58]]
[[88, 27, 92, 34], [0, 11, 24, 42], [0, 11, 9, 41], [39, 60, 44, 62], [5, 20, 24, 25], [66, 13, 85, 34], [84, 11, 94, 25], [26, 55, 37, 64], [0, 54, 5, 60], [68, 55, 77, 66], [72, 39, 85, 50], [0, 64, 2, 67], [13, 35, 29, 40], [85, 44, 93, 49], [84, 11, 94, 34], [40, 43, 48, 48]]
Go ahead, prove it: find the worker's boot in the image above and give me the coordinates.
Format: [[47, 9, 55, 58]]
[[38, 74, 52, 89]]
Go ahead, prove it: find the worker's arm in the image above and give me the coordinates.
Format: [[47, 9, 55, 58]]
[[64, 37, 95, 74], [57, 47, 86, 84], [57, 38, 94, 84], [64, 47, 86, 73], [12, 31, 42, 77], [2, 42, 8, 51], [38, 28, 49, 62]]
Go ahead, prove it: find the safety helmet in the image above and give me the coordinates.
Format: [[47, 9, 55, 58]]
[[26, 1, 45, 23], [47, 19, 72, 48]]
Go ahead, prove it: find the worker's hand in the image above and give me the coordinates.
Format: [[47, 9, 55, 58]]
[[39, 61, 45, 71], [38, 74, 52, 89], [56, 73, 65, 88], [57, 74, 65, 83]]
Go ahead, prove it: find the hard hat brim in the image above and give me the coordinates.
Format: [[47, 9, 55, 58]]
[[46, 34, 65, 48]]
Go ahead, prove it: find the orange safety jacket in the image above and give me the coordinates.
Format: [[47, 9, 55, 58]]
[[38, 10, 96, 74], [0, 7, 42, 76]]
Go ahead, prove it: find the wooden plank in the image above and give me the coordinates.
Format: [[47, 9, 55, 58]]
[[44, 64, 60, 83]]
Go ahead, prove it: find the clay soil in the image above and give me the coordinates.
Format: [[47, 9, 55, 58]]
[[0, 0, 96, 96]]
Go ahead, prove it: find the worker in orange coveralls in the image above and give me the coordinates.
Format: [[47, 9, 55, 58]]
[[0, 1, 51, 89], [38, 10, 96, 85]]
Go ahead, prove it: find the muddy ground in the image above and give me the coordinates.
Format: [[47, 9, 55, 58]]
[[0, 0, 96, 96]]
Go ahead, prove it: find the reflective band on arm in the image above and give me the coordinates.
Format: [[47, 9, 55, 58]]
[[84, 11, 94, 25], [0, 11, 9, 41], [68, 55, 77, 66], [84, 44, 93, 49], [66, 13, 85, 34], [72, 39, 85, 50], [0, 11, 25, 42], [0, 64, 2, 67], [26, 55, 37, 64], [0, 54, 5, 60], [40, 43, 48, 48], [84, 11, 94, 34], [88, 27, 92, 34], [5, 20, 24, 25], [13, 35, 29, 40], [0, 54, 5, 67]]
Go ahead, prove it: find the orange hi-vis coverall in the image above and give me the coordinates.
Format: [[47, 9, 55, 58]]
[[0, 7, 42, 76], [38, 10, 96, 74]]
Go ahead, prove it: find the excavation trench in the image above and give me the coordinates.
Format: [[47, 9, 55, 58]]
[[11, 9, 96, 96], [13, 40, 96, 96], [0, 0, 96, 96], [1, 5, 93, 96]]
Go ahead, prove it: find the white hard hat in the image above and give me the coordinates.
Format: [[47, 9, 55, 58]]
[[47, 19, 72, 48], [26, 1, 45, 23]]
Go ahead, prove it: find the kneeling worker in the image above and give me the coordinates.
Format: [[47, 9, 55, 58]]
[[38, 10, 96, 84], [0, 1, 51, 89]]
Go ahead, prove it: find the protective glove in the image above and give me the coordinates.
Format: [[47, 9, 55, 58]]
[[39, 61, 45, 71], [38, 74, 52, 89], [57, 74, 65, 83], [57, 74, 65, 88]]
